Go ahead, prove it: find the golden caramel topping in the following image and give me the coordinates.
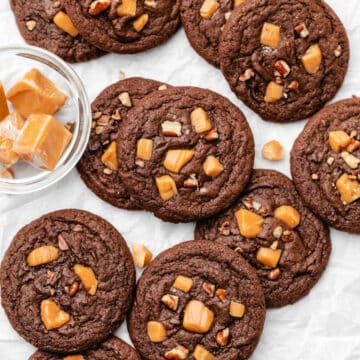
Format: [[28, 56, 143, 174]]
[[101, 141, 118, 171], [147, 321, 167, 343], [132, 243, 153, 268], [133, 14, 149, 32], [193, 345, 214, 360], [172, 275, 193, 293], [329, 131, 351, 152], [183, 300, 214, 333], [260, 22, 280, 49], [262, 140, 284, 161], [257, 247, 282, 268], [264, 81, 283, 103], [27, 245, 59, 267], [164, 149, 195, 173], [137, 138, 153, 160], [191, 107, 212, 133], [53, 11, 79, 37], [229, 301, 245, 318], [0, 112, 24, 141], [235, 209, 264, 238], [64, 356, 84, 360], [117, 0, 137, 16], [274, 205, 301, 228], [301, 44, 322, 74], [155, 175, 178, 201], [200, 0, 220, 19], [336, 173, 360, 204], [41, 299, 70, 330], [89, 0, 110, 15], [74, 264, 98, 295], [234, 0, 245, 6], [203, 155, 224, 177], [0, 82, 9, 121]]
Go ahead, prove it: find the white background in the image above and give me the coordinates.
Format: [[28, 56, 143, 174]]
[[1, 0, 360, 359]]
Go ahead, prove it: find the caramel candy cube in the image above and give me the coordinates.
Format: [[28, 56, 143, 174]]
[[0, 138, 20, 168], [203, 155, 224, 177], [260, 22, 280, 49], [117, 0, 137, 17], [193, 345, 214, 360], [200, 0, 220, 19], [0, 82, 9, 121], [329, 130, 351, 152], [0, 167, 14, 179], [274, 205, 301, 228], [132, 243, 153, 268], [336, 173, 360, 204], [155, 175, 178, 201], [164, 149, 195, 173], [191, 107, 212, 133], [262, 140, 283, 161], [74, 264, 98, 295], [147, 321, 167, 342], [183, 300, 214, 333], [0, 112, 25, 141], [101, 141, 118, 171], [234, 0, 245, 6], [41, 299, 70, 330], [235, 209, 264, 238], [7, 69, 68, 118], [264, 81, 283, 103], [27, 245, 59, 267], [133, 14, 149, 32], [257, 247, 282, 268], [137, 138, 153, 160], [301, 44, 322, 74], [64, 356, 84, 360], [14, 114, 72, 171], [229, 301, 245, 318], [53, 11, 79, 37], [173, 275, 193, 292]]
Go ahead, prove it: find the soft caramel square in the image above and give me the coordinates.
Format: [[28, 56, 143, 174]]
[[164, 149, 195, 173], [0, 112, 25, 141], [260, 22, 280, 49], [183, 300, 214, 333], [235, 209, 264, 238], [101, 141, 118, 171], [0, 137, 20, 168], [0, 82, 9, 121]]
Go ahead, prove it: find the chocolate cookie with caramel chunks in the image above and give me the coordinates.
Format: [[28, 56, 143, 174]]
[[196, 170, 331, 307], [77, 78, 168, 210], [128, 240, 266, 360], [10, 0, 104, 63], [220, 0, 349, 122], [291, 98, 360, 233], [118, 86, 254, 223], [63, 0, 181, 53], [0, 209, 135, 353], [29, 336, 141, 360]]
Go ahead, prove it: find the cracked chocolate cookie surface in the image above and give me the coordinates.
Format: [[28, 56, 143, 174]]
[[220, 0, 349, 122], [118, 86, 254, 223], [128, 240, 266, 360], [196, 169, 331, 308], [0, 209, 135, 353], [291, 98, 360, 233], [77, 77, 167, 210], [10, 0, 104, 63], [63, 0, 181, 53]]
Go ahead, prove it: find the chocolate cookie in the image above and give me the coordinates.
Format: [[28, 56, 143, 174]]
[[128, 240, 266, 360], [0, 209, 135, 353], [220, 0, 349, 122], [63, 0, 180, 54], [195, 170, 331, 308], [291, 98, 360, 233], [10, 0, 104, 63], [118, 86, 254, 223], [77, 78, 167, 210], [29, 336, 141, 359]]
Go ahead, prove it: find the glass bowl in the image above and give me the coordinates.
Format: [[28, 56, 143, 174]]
[[0, 44, 91, 194]]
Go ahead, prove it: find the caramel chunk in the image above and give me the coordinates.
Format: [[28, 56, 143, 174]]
[[193, 345, 214, 360], [262, 140, 283, 160], [257, 247, 282, 268], [203, 155, 224, 177], [14, 114, 72, 171], [53, 11, 79, 37], [74, 264, 98, 295], [27, 245, 59, 267], [101, 141, 118, 171], [137, 138, 153, 160], [7, 69, 68, 118], [133, 14, 149, 32], [301, 44, 322, 74], [155, 175, 178, 201], [329, 130, 351, 152], [336, 173, 360, 204], [147, 321, 167, 342], [183, 300, 214, 333], [234, 0, 245, 6], [200, 0, 219, 19], [41, 299, 70, 330], [0, 112, 24, 140], [235, 209, 264, 238], [64, 356, 84, 360], [191, 107, 212, 133], [264, 81, 283, 103], [117, 0, 137, 16], [0, 82, 9, 121], [132, 243, 153, 268], [0, 138, 19, 168], [260, 22, 280, 49], [274, 205, 301, 228], [164, 149, 195, 173], [0, 167, 14, 179], [229, 301, 245, 318], [172, 275, 193, 292]]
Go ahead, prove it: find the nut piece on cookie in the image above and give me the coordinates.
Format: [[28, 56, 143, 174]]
[[260, 22, 280, 49], [27, 245, 59, 267], [117, 0, 137, 17], [229, 301, 245, 318], [164, 149, 195, 173], [183, 300, 214, 333], [165, 345, 189, 359], [274, 205, 300, 228], [41, 299, 70, 330], [155, 175, 178, 201], [235, 209, 264, 238], [147, 321, 167, 342], [340, 151, 360, 169], [257, 247, 282, 268], [200, 0, 220, 19], [193, 345, 214, 360], [132, 243, 152, 268], [262, 140, 284, 161], [172, 275, 193, 292], [216, 288, 226, 301], [89, 0, 111, 15], [301, 44, 322, 74], [203, 155, 224, 177], [133, 14, 149, 32], [294, 23, 309, 38], [137, 138, 153, 160], [161, 294, 179, 311], [264, 81, 283, 103], [336, 173, 360, 204], [74, 264, 98, 295], [329, 130, 351, 152], [101, 141, 118, 171], [191, 107, 212, 133], [53, 11, 79, 37], [216, 328, 229, 346]]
